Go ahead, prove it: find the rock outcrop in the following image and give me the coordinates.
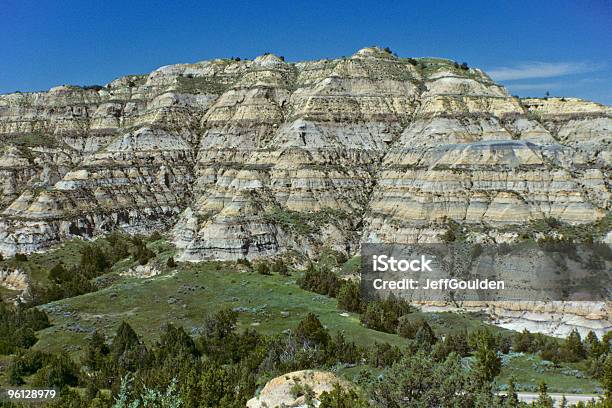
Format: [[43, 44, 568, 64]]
[[246, 370, 353, 408], [0, 47, 609, 336]]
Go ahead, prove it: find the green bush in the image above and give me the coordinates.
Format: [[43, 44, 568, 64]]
[[298, 264, 341, 297], [255, 262, 271, 275], [337, 281, 362, 313], [294, 313, 330, 347], [360, 297, 413, 334], [14, 253, 27, 262]]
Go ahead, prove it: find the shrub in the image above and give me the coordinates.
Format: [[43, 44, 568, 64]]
[[368, 342, 402, 368], [166, 256, 176, 268], [337, 281, 362, 313], [236, 258, 251, 268], [397, 317, 436, 346], [271, 259, 288, 275], [48, 263, 70, 283], [31, 352, 79, 389], [255, 262, 271, 275], [298, 264, 341, 297], [370, 352, 474, 407], [149, 231, 162, 241], [294, 313, 330, 347], [14, 253, 27, 262], [81, 85, 104, 91], [319, 383, 368, 407], [460, 62, 469, 70], [361, 297, 413, 333]]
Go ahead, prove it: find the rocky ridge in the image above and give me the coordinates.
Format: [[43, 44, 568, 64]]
[[0, 47, 609, 336]]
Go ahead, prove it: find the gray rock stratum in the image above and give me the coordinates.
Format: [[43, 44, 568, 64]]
[[0, 47, 609, 336]]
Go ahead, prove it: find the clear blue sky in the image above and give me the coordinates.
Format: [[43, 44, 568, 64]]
[[1, 0, 610, 104]]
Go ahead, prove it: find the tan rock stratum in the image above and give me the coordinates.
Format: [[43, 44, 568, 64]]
[[246, 370, 353, 408], [0, 47, 609, 336]]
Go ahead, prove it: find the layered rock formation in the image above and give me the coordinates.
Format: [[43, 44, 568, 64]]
[[0, 47, 609, 336]]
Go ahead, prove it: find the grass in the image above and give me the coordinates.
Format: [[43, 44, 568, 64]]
[[33, 261, 408, 359], [496, 353, 601, 394]]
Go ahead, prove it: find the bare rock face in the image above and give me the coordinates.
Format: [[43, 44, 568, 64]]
[[246, 370, 353, 408], [0, 47, 609, 336]]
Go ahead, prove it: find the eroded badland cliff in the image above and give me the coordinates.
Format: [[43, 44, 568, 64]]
[[0, 47, 609, 335]]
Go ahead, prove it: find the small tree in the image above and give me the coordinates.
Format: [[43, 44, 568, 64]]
[[255, 263, 271, 275], [472, 329, 501, 384], [506, 377, 520, 407], [603, 354, 612, 401], [166, 257, 177, 268], [536, 381, 553, 408], [295, 313, 330, 347], [337, 281, 362, 313], [564, 329, 586, 361]]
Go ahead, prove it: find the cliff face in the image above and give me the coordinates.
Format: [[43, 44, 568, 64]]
[[0, 47, 609, 334], [2, 47, 608, 258]]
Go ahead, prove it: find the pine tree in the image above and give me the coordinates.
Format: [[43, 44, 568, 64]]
[[473, 329, 501, 384], [295, 313, 330, 347], [505, 377, 519, 407], [536, 381, 553, 408], [565, 329, 586, 361]]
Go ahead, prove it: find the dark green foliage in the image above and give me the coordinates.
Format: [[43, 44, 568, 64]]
[[461, 62, 469, 70], [111, 321, 142, 358], [81, 85, 104, 91], [472, 329, 501, 384], [368, 341, 402, 368], [106, 230, 131, 262], [149, 231, 162, 241], [14, 253, 27, 262], [255, 262, 271, 275], [294, 313, 330, 347], [326, 331, 361, 364], [31, 352, 79, 389], [370, 352, 478, 407], [8, 350, 51, 385], [536, 381, 554, 408], [236, 258, 251, 268], [166, 256, 177, 268], [202, 308, 237, 341], [156, 323, 198, 360], [48, 262, 70, 283], [360, 297, 413, 333], [0, 302, 49, 354], [270, 259, 289, 275], [336, 281, 362, 313], [603, 354, 612, 400], [298, 263, 341, 297], [82, 330, 110, 372], [79, 244, 110, 277], [564, 329, 587, 362], [396, 317, 436, 347], [130, 236, 155, 265], [506, 377, 520, 407], [319, 383, 368, 407], [109, 321, 150, 374]]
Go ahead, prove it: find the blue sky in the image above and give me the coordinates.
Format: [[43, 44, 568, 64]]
[[1, 0, 610, 104]]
